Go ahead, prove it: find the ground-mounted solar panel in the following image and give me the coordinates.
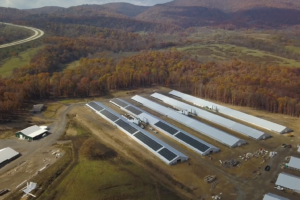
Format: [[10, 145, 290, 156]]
[[100, 109, 119, 122], [158, 148, 177, 161], [125, 106, 143, 115], [154, 121, 178, 135], [115, 119, 138, 134], [134, 131, 163, 151], [175, 132, 210, 152], [111, 99, 128, 108], [88, 102, 104, 111]]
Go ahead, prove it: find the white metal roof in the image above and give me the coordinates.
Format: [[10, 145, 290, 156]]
[[263, 193, 290, 200], [0, 147, 20, 164], [23, 182, 37, 194], [298, 146, 300, 153], [169, 90, 291, 134], [19, 125, 47, 138], [151, 93, 270, 140], [287, 156, 300, 170], [275, 173, 300, 192], [86, 102, 188, 165], [110, 98, 220, 155], [131, 95, 246, 147]]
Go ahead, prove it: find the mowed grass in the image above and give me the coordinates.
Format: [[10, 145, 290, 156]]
[[43, 103, 63, 118], [178, 43, 300, 67], [54, 159, 172, 200], [286, 45, 300, 54], [0, 46, 43, 77], [35, 121, 182, 200]]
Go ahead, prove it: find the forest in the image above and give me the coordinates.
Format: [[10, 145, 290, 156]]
[[1, 0, 300, 121]]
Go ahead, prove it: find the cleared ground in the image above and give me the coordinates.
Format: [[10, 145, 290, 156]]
[[178, 43, 300, 67], [0, 46, 43, 77]]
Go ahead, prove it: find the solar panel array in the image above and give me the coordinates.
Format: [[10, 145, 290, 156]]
[[126, 106, 143, 115], [169, 90, 291, 134], [111, 98, 128, 108], [100, 110, 119, 122], [151, 93, 271, 140], [175, 132, 210, 152], [115, 119, 138, 134], [131, 95, 246, 147], [134, 131, 163, 151], [86, 102, 188, 165], [109, 98, 220, 155], [154, 121, 178, 135], [158, 148, 177, 161], [87, 102, 104, 111]]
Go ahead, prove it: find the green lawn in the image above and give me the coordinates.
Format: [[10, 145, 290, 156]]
[[286, 45, 300, 54], [0, 46, 43, 77], [65, 60, 80, 70], [178, 43, 300, 67]]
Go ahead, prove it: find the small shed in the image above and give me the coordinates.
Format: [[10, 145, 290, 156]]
[[16, 125, 47, 140], [32, 104, 44, 113]]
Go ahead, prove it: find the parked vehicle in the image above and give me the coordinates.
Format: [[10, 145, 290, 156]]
[[274, 186, 284, 191]]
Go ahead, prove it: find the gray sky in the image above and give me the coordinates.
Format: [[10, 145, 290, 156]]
[[1, 0, 173, 9]]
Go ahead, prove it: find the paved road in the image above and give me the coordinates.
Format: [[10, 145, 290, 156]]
[[0, 22, 44, 49], [0, 103, 83, 175]]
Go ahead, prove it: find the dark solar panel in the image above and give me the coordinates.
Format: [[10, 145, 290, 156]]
[[88, 102, 104, 111], [158, 148, 177, 161], [175, 132, 210, 152], [134, 132, 163, 151], [111, 99, 128, 108], [125, 106, 142, 115], [154, 121, 178, 135], [100, 110, 119, 122], [115, 119, 138, 134]]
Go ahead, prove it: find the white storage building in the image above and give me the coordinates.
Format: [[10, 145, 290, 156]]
[[110, 98, 220, 156], [0, 147, 20, 167], [169, 90, 292, 134], [286, 156, 300, 171], [86, 101, 188, 165], [131, 95, 246, 148], [151, 93, 270, 140], [16, 125, 48, 140], [275, 173, 300, 193], [263, 193, 290, 200]]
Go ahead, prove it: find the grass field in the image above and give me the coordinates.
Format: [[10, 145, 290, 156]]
[[43, 103, 63, 118], [0, 46, 43, 77], [30, 120, 182, 200], [178, 43, 300, 67], [286, 45, 300, 54]]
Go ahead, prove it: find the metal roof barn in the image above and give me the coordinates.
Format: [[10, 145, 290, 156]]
[[86, 102, 188, 165], [131, 95, 246, 148], [151, 93, 271, 140], [287, 156, 300, 171], [263, 193, 290, 200], [275, 173, 300, 193], [110, 98, 220, 156], [16, 125, 47, 140], [0, 147, 20, 166], [169, 90, 292, 134]]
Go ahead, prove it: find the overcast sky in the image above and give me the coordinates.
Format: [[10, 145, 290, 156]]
[[1, 0, 173, 9]]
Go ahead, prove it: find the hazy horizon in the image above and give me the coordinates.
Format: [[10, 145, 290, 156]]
[[0, 0, 173, 9]]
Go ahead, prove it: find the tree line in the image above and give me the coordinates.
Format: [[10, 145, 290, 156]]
[[1, 51, 300, 122]]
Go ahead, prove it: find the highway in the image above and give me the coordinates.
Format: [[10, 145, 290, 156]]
[[0, 22, 44, 49]]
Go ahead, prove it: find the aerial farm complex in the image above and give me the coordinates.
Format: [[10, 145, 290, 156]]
[[84, 89, 300, 200]]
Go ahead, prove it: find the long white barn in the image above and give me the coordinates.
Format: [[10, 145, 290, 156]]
[[263, 193, 290, 200], [131, 95, 246, 148], [275, 173, 300, 193], [86, 102, 188, 165], [286, 156, 300, 171], [169, 90, 292, 134], [151, 93, 270, 140], [110, 98, 220, 156]]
